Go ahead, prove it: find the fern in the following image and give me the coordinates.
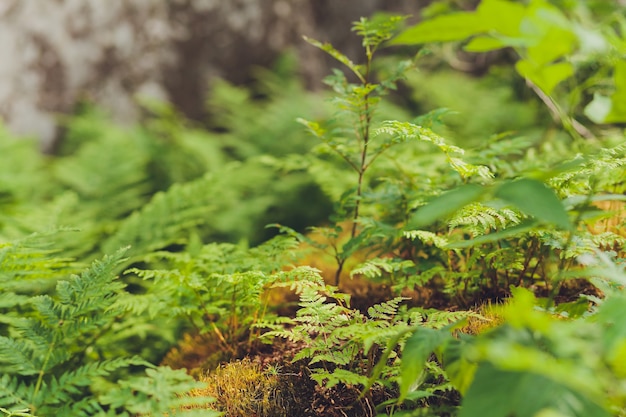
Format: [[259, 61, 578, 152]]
[[0, 242, 217, 416], [98, 366, 220, 417], [351, 258, 415, 280], [448, 202, 521, 237], [119, 237, 315, 353], [52, 121, 150, 222], [403, 230, 449, 249], [101, 175, 218, 259], [261, 283, 421, 395]]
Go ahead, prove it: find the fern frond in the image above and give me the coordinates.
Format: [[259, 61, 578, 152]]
[[0, 374, 31, 410], [53, 112, 150, 222], [0, 236, 76, 290], [308, 348, 356, 367], [351, 258, 415, 280], [98, 366, 218, 416], [449, 202, 521, 236], [421, 309, 476, 329], [373, 121, 493, 180], [42, 357, 150, 408], [102, 174, 220, 259], [403, 230, 449, 249], [368, 297, 410, 321], [311, 368, 370, 388], [0, 336, 38, 375]]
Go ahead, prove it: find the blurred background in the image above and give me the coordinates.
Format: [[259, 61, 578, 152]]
[[0, 0, 424, 152], [4, 0, 617, 253]]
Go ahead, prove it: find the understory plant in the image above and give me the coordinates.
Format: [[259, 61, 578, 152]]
[[0, 238, 218, 417], [264, 4, 626, 416], [0, 1, 625, 416]]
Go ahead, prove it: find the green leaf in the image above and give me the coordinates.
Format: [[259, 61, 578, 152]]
[[476, 0, 526, 37], [399, 327, 452, 401], [392, 12, 485, 44], [408, 184, 486, 228], [303, 36, 365, 83], [394, 0, 526, 46], [495, 179, 571, 230], [605, 61, 626, 123], [515, 60, 574, 95], [459, 363, 610, 417], [447, 220, 538, 249], [464, 36, 509, 52]]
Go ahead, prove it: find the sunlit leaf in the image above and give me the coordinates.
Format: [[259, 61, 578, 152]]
[[515, 60, 574, 95], [392, 12, 485, 44]]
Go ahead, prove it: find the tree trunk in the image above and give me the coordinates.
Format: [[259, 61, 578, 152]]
[[0, 0, 424, 151]]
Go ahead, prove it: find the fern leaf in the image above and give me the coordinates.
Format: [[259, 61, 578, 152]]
[[403, 230, 450, 248], [102, 174, 221, 258], [310, 368, 369, 388], [351, 258, 415, 279], [368, 297, 410, 321], [449, 202, 521, 236], [0, 337, 38, 375], [99, 366, 218, 416], [43, 357, 151, 407], [0, 374, 31, 410]]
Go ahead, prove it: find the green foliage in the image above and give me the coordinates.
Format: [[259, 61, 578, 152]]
[[269, 7, 626, 416], [392, 278, 626, 417], [1, 3, 626, 417], [394, 0, 626, 134], [121, 235, 307, 353], [0, 244, 216, 416]]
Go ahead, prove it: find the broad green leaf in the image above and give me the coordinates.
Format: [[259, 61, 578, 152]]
[[465, 35, 531, 52], [408, 184, 486, 228], [400, 327, 452, 401], [526, 29, 577, 67], [503, 287, 554, 333], [464, 36, 508, 52], [441, 337, 477, 395], [605, 61, 626, 123], [595, 295, 626, 355], [476, 0, 526, 37], [515, 60, 574, 95], [495, 178, 571, 230], [447, 220, 538, 249], [459, 363, 610, 417], [393, 0, 526, 46], [392, 12, 485, 44]]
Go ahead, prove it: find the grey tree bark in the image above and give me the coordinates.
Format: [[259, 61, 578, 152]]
[[0, 0, 423, 151]]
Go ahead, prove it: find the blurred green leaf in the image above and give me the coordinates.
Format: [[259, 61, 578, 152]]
[[477, 0, 525, 36], [392, 12, 485, 44], [605, 61, 626, 123], [459, 363, 610, 417], [447, 220, 538, 249], [408, 184, 486, 228], [400, 327, 452, 401], [515, 61, 574, 95], [495, 179, 571, 230]]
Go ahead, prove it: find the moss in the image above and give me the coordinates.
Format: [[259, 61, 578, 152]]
[[459, 303, 505, 335], [190, 358, 292, 417]]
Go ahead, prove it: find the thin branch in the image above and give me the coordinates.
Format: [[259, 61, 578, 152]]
[[526, 79, 595, 140]]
